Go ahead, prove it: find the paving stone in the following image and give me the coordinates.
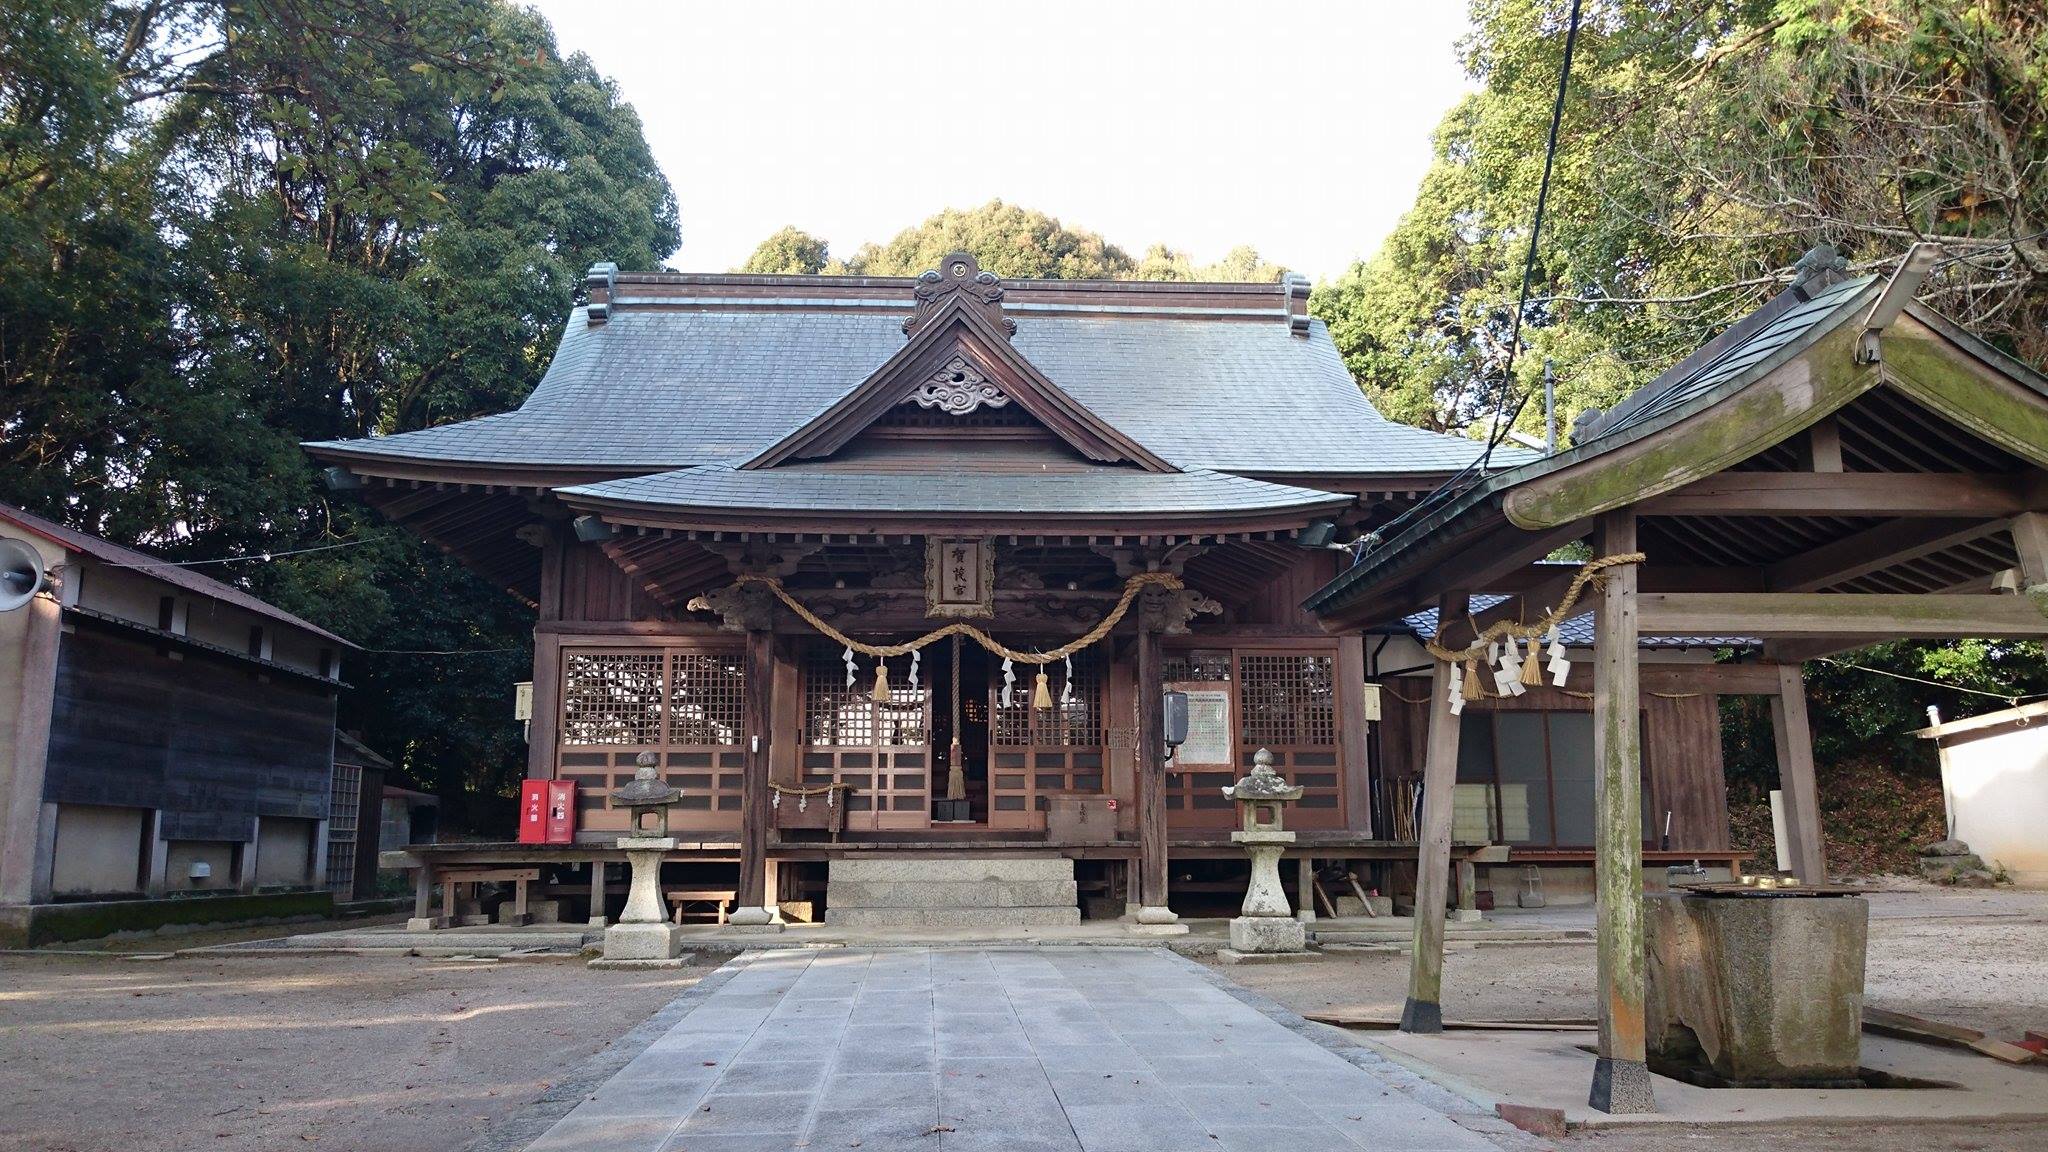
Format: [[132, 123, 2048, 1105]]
[[527, 1113, 677, 1152], [522, 947, 1498, 1152], [707, 1060, 828, 1095], [671, 1091, 810, 1137]]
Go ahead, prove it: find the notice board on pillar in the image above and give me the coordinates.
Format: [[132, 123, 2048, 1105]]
[[1166, 682, 1233, 768]]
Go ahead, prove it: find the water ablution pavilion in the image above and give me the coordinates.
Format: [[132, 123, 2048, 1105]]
[[310, 243, 2048, 1110]]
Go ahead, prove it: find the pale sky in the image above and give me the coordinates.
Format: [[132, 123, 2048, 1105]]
[[524, 1, 1476, 282]]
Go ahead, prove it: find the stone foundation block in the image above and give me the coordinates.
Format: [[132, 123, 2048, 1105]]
[[1228, 915, 1306, 954], [603, 921, 683, 961]]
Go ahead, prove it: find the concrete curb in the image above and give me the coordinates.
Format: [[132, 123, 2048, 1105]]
[[1168, 950, 1552, 1152], [460, 952, 754, 1152]]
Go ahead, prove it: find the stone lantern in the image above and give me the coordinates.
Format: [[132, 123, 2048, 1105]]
[[602, 753, 684, 962], [1220, 748, 1308, 959]]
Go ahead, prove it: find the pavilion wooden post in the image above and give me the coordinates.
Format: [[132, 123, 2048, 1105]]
[[1133, 619, 1177, 927], [1400, 591, 1466, 1033], [1589, 510, 1653, 1114], [1768, 665, 1825, 883], [729, 625, 779, 929], [2012, 511, 2048, 589]]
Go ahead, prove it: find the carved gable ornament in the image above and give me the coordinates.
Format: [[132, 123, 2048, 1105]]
[[911, 355, 1010, 416], [904, 250, 1017, 337]]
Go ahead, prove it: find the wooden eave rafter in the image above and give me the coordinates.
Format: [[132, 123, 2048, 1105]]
[[306, 447, 660, 491], [741, 299, 1173, 472], [564, 499, 1348, 541]]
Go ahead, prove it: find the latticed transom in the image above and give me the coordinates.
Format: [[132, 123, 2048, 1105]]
[[554, 648, 747, 831]]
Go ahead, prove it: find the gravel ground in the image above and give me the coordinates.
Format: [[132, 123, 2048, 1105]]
[[0, 949, 705, 1152], [1, 887, 2040, 1152], [1210, 885, 2048, 1152]]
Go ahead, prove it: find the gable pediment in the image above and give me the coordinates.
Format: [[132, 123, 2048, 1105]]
[[744, 253, 1171, 472]]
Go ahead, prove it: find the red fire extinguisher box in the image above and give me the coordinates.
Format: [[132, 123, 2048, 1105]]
[[544, 780, 577, 844], [517, 780, 548, 844]]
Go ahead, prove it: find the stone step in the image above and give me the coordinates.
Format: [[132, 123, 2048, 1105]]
[[822, 905, 1082, 929], [828, 857, 1074, 883], [828, 879, 1079, 909]]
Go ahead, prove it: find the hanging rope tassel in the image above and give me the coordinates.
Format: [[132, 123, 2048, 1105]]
[[1031, 670, 1054, 710], [1058, 655, 1075, 706], [870, 658, 891, 703], [1462, 659, 1486, 700], [1520, 633, 1546, 686], [1000, 657, 1015, 708]]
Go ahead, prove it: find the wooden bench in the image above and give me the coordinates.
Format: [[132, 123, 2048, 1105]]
[[666, 888, 737, 925], [1505, 848, 1754, 881], [415, 866, 541, 927]]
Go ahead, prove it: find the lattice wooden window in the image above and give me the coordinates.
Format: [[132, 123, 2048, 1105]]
[[993, 652, 1103, 748], [562, 652, 665, 746], [1166, 649, 1344, 831], [668, 653, 746, 746], [989, 651, 1106, 829], [1163, 650, 1232, 683], [1237, 653, 1335, 746], [555, 648, 747, 833], [800, 646, 929, 828], [325, 762, 361, 895]]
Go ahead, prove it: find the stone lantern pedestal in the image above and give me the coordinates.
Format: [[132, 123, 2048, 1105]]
[[604, 835, 684, 960], [1218, 749, 1309, 962], [600, 754, 685, 963]]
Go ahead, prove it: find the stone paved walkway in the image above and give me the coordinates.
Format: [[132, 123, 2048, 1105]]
[[522, 948, 1501, 1152]]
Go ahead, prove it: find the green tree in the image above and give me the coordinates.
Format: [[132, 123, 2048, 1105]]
[[0, 0, 678, 828], [1313, 0, 2048, 438], [1325, 0, 2048, 769], [740, 202, 1287, 284], [837, 200, 1137, 279], [738, 225, 829, 274]]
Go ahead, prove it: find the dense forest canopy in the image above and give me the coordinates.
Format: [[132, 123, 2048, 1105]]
[[1314, 0, 2048, 437], [1, 0, 677, 824]]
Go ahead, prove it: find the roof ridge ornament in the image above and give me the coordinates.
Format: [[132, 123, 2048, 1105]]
[[905, 251, 1016, 338]]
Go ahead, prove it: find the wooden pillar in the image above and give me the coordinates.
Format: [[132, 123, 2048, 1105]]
[[1134, 623, 1173, 921], [1296, 855, 1315, 923], [1401, 591, 1466, 1034], [731, 626, 776, 926], [1590, 510, 1653, 1114], [526, 529, 567, 781], [0, 586, 62, 906], [1768, 664, 1825, 883], [587, 860, 608, 927]]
